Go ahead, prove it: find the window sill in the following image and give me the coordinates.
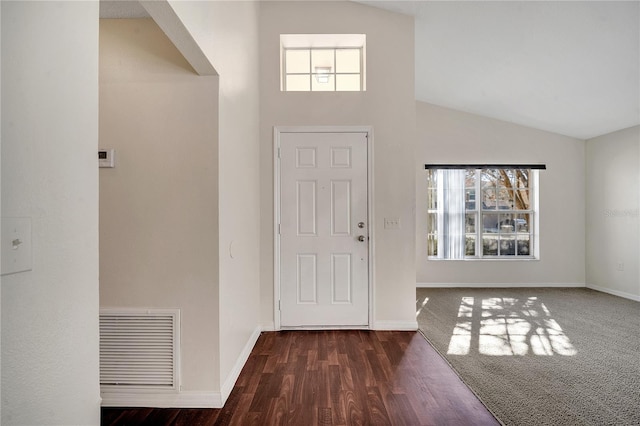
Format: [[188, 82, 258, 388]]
[[427, 257, 539, 262]]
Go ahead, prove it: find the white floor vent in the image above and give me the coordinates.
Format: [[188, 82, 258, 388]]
[[100, 309, 180, 391]]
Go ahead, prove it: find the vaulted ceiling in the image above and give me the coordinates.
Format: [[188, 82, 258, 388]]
[[359, 1, 639, 139], [101, 0, 640, 140]]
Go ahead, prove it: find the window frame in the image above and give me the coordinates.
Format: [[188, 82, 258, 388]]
[[427, 167, 540, 261], [282, 46, 364, 92]]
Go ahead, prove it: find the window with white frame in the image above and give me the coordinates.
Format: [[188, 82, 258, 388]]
[[281, 34, 366, 92], [426, 166, 543, 260]]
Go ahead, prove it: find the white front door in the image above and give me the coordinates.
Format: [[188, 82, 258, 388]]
[[278, 131, 369, 327]]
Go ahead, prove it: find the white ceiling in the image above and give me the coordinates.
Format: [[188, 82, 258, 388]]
[[101, 0, 639, 139], [357, 0, 639, 139]]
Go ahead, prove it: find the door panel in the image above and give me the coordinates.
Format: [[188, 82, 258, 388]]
[[331, 180, 351, 236], [296, 181, 317, 236], [297, 254, 317, 303], [279, 131, 369, 327]]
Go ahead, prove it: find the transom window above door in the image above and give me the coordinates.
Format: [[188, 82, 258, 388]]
[[280, 34, 366, 92]]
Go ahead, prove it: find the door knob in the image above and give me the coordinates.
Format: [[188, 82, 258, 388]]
[[357, 235, 366, 242]]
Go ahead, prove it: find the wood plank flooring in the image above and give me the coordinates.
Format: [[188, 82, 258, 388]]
[[102, 330, 499, 426]]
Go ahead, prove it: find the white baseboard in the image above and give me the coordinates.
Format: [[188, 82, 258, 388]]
[[102, 325, 263, 409], [220, 325, 262, 403], [269, 322, 420, 331], [417, 282, 586, 288], [586, 284, 640, 302], [372, 320, 418, 331], [101, 391, 222, 408], [261, 323, 275, 332]]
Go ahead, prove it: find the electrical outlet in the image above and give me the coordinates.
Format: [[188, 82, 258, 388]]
[[384, 217, 401, 230], [2, 217, 33, 276]]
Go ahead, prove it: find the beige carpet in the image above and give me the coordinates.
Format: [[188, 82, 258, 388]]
[[416, 287, 640, 426]]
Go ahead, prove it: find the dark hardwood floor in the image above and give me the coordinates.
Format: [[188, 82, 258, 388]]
[[102, 330, 499, 425]]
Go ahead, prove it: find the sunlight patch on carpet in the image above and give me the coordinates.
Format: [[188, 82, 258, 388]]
[[416, 296, 430, 316], [447, 296, 577, 356]]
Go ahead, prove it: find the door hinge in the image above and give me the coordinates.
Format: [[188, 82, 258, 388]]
[[278, 300, 281, 310], [278, 224, 281, 235], [277, 147, 281, 158]]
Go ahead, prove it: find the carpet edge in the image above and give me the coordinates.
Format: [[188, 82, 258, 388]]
[[416, 328, 507, 426]]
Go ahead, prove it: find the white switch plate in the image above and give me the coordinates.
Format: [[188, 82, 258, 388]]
[[2, 217, 33, 276], [99, 148, 115, 168], [384, 217, 401, 229]]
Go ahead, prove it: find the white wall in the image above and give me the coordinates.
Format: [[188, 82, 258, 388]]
[[416, 102, 586, 286], [586, 125, 640, 300], [259, 1, 417, 330], [100, 0, 261, 406], [99, 18, 220, 400], [1, 1, 101, 424], [159, 0, 262, 401], [0, 2, 3, 418]]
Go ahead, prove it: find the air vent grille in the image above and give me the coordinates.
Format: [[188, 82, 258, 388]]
[[99, 309, 179, 389]]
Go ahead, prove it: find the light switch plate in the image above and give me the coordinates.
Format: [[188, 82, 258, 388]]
[[384, 217, 401, 230], [99, 148, 115, 168], [2, 217, 33, 276]]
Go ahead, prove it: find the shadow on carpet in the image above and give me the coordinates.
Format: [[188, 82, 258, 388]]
[[416, 287, 640, 426]]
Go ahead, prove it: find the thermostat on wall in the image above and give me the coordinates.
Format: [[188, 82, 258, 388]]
[[98, 149, 115, 168]]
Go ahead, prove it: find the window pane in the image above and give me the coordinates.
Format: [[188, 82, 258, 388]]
[[465, 236, 476, 256], [465, 188, 476, 210], [286, 49, 310, 74], [427, 170, 438, 188], [499, 213, 514, 233], [428, 235, 438, 256], [514, 189, 531, 210], [497, 187, 513, 209], [515, 169, 530, 189], [483, 213, 499, 233], [311, 49, 335, 74], [311, 74, 335, 91], [517, 235, 531, 255], [481, 169, 498, 188], [427, 189, 438, 209], [465, 213, 476, 233], [465, 169, 476, 184], [465, 169, 477, 210], [483, 235, 498, 255], [427, 213, 438, 233], [483, 188, 497, 209], [499, 235, 516, 255], [496, 169, 512, 187], [335, 49, 360, 73], [286, 75, 310, 91], [336, 74, 360, 91], [515, 213, 530, 232]]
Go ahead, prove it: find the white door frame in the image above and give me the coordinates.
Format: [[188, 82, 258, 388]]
[[273, 126, 375, 330]]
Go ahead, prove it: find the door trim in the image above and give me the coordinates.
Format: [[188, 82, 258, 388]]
[[273, 126, 375, 331]]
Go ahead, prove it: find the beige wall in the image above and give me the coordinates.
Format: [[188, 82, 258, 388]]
[[166, 0, 262, 398], [586, 125, 640, 300], [1, 1, 101, 423], [259, 1, 417, 329], [99, 19, 220, 393], [416, 102, 586, 286]]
